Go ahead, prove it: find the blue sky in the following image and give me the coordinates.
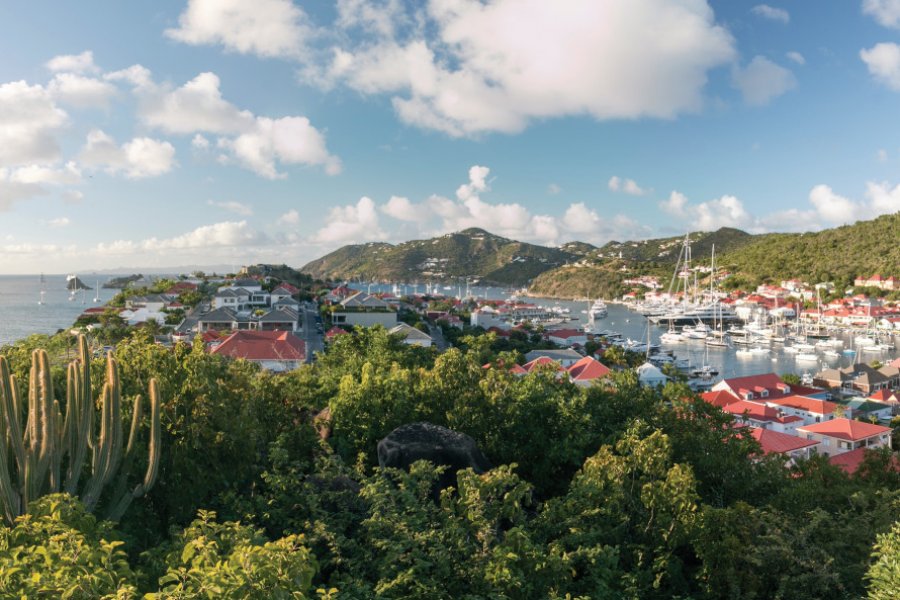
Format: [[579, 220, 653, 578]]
[[2, 0, 900, 273]]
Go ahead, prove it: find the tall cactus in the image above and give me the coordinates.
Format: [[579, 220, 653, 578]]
[[0, 335, 161, 524]]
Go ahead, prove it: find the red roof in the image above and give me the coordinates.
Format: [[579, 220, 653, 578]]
[[482, 361, 528, 375], [869, 389, 900, 403], [797, 418, 892, 441], [325, 326, 349, 339], [749, 428, 819, 455], [273, 283, 300, 294], [567, 356, 610, 381], [768, 395, 839, 415], [211, 330, 306, 362], [522, 356, 565, 372], [701, 389, 740, 408], [723, 400, 783, 422], [828, 447, 900, 474], [547, 328, 585, 340], [715, 373, 824, 400]]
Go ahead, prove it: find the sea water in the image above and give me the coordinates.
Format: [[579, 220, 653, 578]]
[[0, 275, 118, 346]]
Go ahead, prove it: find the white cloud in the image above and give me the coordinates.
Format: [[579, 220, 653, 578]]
[[104, 64, 153, 89], [47, 217, 70, 228], [207, 199, 253, 216], [192, 134, 210, 149], [660, 191, 689, 216], [808, 184, 861, 225], [865, 180, 900, 214], [456, 165, 491, 200], [659, 191, 753, 231], [123, 70, 340, 178], [732, 56, 796, 106], [561, 203, 602, 234], [380, 195, 425, 221], [96, 221, 268, 256], [863, 0, 900, 29], [786, 51, 806, 65], [860, 43, 900, 90], [165, 0, 311, 58], [312, 196, 386, 243], [223, 116, 342, 179], [693, 195, 751, 230], [0, 172, 46, 211], [63, 190, 84, 204], [48, 73, 116, 108], [608, 175, 648, 195], [45, 50, 99, 74], [79, 130, 176, 179], [140, 72, 255, 135], [307, 0, 735, 136], [751, 5, 789, 23], [278, 209, 301, 225], [10, 162, 81, 185], [0, 80, 68, 166]]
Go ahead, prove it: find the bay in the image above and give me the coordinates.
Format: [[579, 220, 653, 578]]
[[0, 275, 119, 346]]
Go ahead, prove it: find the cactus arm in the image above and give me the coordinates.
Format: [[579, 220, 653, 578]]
[[0, 358, 25, 481]]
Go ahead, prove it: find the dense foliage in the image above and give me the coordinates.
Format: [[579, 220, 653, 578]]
[[0, 326, 897, 597]]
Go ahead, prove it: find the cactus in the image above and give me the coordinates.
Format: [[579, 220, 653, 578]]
[[0, 335, 161, 524]]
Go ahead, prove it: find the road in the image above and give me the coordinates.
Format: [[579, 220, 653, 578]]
[[300, 302, 324, 362]]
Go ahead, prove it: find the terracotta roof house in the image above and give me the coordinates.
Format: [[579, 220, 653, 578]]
[[324, 326, 349, 341], [522, 356, 566, 373], [765, 395, 843, 426], [722, 400, 804, 434], [828, 447, 900, 475], [701, 389, 741, 408], [796, 418, 893, 457], [567, 356, 611, 387], [211, 330, 306, 372], [747, 427, 820, 461], [711, 373, 827, 401], [524, 349, 583, 367]]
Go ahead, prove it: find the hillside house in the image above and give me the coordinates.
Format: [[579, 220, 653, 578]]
[[796, 418, 893, 457], [211, 330, 306, 372]]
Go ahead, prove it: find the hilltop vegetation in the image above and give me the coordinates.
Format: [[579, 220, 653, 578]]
[[0, 327, 896, 597], [301, 228, 576, 285], [302, 213, 900, 298], [715, 212, 900, 288]]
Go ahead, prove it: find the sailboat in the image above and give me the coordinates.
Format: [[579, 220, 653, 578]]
[[93, 281, 101, 303], [38, 273, 46, 305]]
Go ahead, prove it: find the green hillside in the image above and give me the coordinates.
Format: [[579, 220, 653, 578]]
[[715, 212, 900, 287], [300, 228, 577, 285]]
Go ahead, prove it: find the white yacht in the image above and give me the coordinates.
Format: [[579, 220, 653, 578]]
[[589, 299, 608, 320]]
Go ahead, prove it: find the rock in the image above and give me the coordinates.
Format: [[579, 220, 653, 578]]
[[377, 422, 492, 492]]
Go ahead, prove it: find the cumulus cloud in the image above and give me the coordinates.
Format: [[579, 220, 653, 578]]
[[79, 129, 176, 179], [660, 191, 689, 216], [223, 116, 342, 178], [313, 196, 386, 243], [732, 56, 796, 105], [786, 51, 805, 65], [751, 5, 789, 23], [9, 162, 81, 185], [96, 221, 268, 256], [0, 173, 46, 211], [865, 180, 900, 214], [0, 80, 68, 166], [863, 0, 900, 29], [45, 50, 99, 74], [860, 43, 900, 90], [165, 0, 311, 58], [48, 73, 116, 108], [115, 69, 340, 178], [380, 195, 425, 221], [207, 199, 253, 216], [808, 184, 861, 225], [278, 209, 301, 225], [302, 0, 736, 136], [608, 176, 648, 196]]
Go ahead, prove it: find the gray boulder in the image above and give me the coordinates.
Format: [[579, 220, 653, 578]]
[[377, 422, 492, 492]]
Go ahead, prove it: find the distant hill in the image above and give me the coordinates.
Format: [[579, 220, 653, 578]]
[[300, 228, 578, 286], [299, 214, 900, 297], [715, 212, 900, 288]]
